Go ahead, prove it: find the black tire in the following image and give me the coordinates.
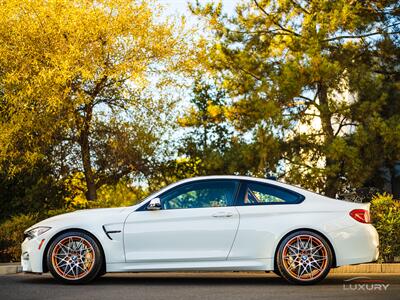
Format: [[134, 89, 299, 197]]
[[47, 231, 103, 284], [272, 270, 281, 277], [273, 259, 281, 277], [276, 230, 333, 285], [96, 269, 107, 278]]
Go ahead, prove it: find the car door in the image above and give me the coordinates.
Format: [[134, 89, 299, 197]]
[[123, 179, 240, 262], [229, 180, 305, 260]]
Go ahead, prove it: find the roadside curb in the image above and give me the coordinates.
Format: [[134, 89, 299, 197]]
[[0, 263, 22, 275], [0, 262, 399, 275], [330, 263, 400, 273]]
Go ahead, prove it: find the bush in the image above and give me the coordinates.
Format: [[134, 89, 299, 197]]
[[0, 208, 75, 262], [370, 193, 400, 263], [0, 214, 39, 262], [0, 161, 66, 223]]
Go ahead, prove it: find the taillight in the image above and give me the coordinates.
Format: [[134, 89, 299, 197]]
[[349, 209, 371, 224]]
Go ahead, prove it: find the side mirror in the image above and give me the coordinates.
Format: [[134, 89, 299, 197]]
[[147, 198, 161, 211]]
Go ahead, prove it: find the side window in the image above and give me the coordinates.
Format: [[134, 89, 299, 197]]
[[161, 181, 238, 210], [244, 182, 303, 205]]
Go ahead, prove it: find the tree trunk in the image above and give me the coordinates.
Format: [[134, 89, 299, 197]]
[[317, 83, 338, 198], [79, 104, 97, 201]]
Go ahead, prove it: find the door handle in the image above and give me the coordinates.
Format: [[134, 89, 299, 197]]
[[212, 212, 233, 218]]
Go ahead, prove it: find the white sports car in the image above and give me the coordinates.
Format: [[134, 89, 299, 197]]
[[21, 176, 379, 284]]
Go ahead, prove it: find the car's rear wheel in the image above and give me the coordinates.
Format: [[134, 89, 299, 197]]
[[276, 231, 332, 285], [96, 268, 107, 278], [47, 231, 103, 284]]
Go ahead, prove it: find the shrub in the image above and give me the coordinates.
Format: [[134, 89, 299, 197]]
[[0, 208, 75, 262], [0, 214, 39, 262], [370, 193, 400, 263]]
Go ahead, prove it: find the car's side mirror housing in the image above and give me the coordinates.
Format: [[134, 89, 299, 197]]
[[147, 198, 161, 210]]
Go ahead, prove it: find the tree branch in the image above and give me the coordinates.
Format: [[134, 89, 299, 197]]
[[282, 155, 319, 170], [253, 0, 302, 37], [323, 22, 400, 42], [334, 118, 358, 137], [289, 0, 310, 15]]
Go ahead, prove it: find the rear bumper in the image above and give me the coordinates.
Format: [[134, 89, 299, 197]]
[[331, 223, 379, 267]]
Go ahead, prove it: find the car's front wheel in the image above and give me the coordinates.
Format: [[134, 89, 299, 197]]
[[47, 231, 103, 284], [276, 230, 333, 285]]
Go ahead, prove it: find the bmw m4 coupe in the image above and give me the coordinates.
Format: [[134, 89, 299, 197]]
[[21, 176, 379, 284]]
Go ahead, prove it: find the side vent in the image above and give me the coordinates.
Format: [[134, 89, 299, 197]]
[[102, 225, 121, 240]]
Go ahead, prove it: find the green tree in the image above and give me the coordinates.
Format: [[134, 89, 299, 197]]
[[178, 78, 231, 168], [191, 0, 400, 196], [352, 36, 400, 197], [170, 78, 281, 179]]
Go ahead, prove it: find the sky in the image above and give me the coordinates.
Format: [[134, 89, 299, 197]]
[[158, 0, 241, 17]]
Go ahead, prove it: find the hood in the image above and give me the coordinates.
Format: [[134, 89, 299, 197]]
[[25, 206, 137, 232]]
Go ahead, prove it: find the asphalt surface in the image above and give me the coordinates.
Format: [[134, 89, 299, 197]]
[[0, 272, 399, 300]]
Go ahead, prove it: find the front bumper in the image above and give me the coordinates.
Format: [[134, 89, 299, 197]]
[[21, 235, 49, 273]]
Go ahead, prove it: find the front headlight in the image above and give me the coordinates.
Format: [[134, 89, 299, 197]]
[[24, 226, 51, 240]]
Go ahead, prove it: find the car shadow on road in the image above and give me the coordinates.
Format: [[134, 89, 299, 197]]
[[95, 275, 288, 286], [19, 273, 358, 286]]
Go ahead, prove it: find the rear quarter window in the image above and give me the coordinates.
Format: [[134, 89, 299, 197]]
[[241, 181, 304, 205]]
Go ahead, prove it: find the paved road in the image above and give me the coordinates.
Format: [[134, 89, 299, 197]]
[[1, 272, 399, 300]]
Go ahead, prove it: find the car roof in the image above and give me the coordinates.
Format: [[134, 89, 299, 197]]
[[170, 175, 305, 194], [174, 175, 276, 184]]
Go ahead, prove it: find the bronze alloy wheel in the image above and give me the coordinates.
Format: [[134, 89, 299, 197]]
[[47, 231, 103, 283], [51, 236, 95, 280], [276, 231, 332, 284]]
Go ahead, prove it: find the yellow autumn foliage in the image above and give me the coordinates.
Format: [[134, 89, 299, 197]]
[[0, 0, 193, 173]]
